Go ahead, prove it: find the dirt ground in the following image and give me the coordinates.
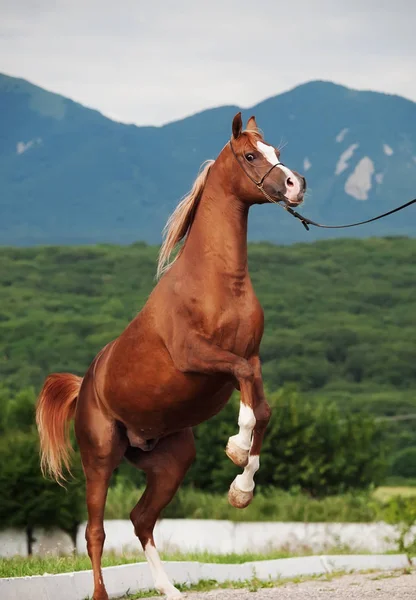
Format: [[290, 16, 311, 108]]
[[145, 569, 416, 600]]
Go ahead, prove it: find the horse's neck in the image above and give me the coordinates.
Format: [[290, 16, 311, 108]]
[[182, 182, 249, 278]]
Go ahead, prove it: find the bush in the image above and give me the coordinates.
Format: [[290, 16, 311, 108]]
[[186, 385, 387, 497], [379, 495, 416, 556], [391, 447, 416, 479], [0, 430, 85, 554], [259, 386, 387, 496]]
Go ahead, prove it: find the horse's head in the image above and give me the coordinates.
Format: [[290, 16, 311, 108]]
[[226, 112, 306, 207]]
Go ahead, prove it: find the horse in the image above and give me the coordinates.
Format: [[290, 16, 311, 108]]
[[36, 112, 306, 600]]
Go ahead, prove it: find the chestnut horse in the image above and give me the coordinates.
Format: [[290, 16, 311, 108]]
[[36, 113, 306, 600]]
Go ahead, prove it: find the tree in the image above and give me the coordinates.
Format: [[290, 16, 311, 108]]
[[183, 385, 387, 497], [259, 386, 387, 497], [391, 447, 416, 479], [0, 430, 85, 554]]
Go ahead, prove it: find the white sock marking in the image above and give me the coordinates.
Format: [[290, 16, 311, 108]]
[[145, 541, 181, 598], [232, 403, 256, 451], [235, 455, 260, 492]]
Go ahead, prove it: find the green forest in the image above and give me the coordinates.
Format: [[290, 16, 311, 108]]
[[1, 237, 415, 462], [0, 237, 416, 540]]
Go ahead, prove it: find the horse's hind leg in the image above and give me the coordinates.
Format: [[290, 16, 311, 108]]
[[126, 428, 196, 600], [75, 377, 127, 600]]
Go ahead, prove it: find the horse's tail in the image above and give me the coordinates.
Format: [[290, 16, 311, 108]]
[[36, 373, 83, 483]]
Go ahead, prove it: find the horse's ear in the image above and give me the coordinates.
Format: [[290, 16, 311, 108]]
[[246, 115, 259, 133], [232, 112, 243, 139]]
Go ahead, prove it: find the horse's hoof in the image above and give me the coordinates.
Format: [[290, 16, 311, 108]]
[[156, 582, 182, 600], [165, 586, 182, 599], [228, 479, 254, 509], [225, 438, 249, 467]]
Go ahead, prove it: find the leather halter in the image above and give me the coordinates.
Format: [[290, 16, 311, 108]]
[[229, 139, 416, 231], [229, 138, 290, 208]]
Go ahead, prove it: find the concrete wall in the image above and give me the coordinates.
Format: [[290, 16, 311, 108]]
[[0, 528, 74, 558], [0, 519, 408, 558]]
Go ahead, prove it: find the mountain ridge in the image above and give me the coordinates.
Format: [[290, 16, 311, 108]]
[[1, 73, 415, 246]]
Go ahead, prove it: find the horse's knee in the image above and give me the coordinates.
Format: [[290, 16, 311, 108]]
[[234, 360, 254, 383]]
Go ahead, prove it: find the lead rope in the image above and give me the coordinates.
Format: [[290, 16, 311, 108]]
[[229, 140, 416, 231]]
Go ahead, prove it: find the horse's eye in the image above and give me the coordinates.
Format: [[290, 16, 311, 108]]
[[245, 153, 255, 162]]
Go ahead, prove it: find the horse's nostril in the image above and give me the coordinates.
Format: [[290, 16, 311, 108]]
[[286, 177, 294, 188]]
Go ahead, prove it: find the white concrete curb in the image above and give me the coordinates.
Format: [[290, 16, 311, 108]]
[[0, 554, 411, 600]]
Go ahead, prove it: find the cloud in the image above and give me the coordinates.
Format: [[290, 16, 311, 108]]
[[0, 0, 415, 125]]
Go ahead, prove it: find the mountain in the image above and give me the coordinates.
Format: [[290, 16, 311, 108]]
[[1, 73, 416, 245]]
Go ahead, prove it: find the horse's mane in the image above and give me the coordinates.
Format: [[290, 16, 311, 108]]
[[157, 159, 215, 278]]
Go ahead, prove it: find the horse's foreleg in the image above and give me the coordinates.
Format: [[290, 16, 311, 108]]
[[228, 356, 271, 509], [171, 334, 257, 468], [127, 429, 196, 600], [225, 379, 256, 468]]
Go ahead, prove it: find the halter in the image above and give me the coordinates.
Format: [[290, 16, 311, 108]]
[[229, 139, 290, 208], [229, 139, 416, 231]]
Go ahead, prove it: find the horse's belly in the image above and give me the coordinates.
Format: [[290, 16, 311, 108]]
[[169, 379, 235, 426], [107, 359, 235, 439], [124, 379, 233, 450]]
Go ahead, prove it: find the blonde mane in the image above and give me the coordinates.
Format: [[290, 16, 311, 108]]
[[157, 159, 215, 278]]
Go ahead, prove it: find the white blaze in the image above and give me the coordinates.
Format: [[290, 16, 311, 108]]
[[256, 141, 300, 199], [145, 542, 182, 599], [257, 141, 281, 166]]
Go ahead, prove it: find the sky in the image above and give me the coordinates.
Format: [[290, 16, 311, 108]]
[[0, 0, 415, 126]]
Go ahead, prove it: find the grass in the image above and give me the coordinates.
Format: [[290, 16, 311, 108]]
[[0, 553, 145, 579], [0, 551, 296, 579], [0, 547, 373, 579], [374, 487, 416, 502], [106, 484, 380, 522]]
